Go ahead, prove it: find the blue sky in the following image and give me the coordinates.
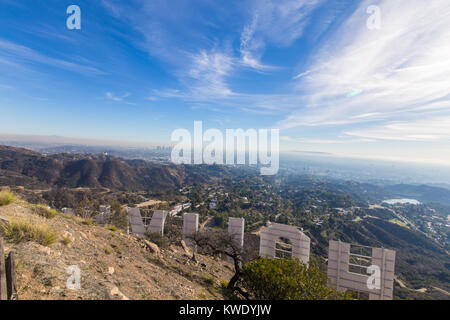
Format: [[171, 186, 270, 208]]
[[1, 0, 450, 165]]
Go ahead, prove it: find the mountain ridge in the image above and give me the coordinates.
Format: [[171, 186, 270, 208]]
[[0, 145, 186, 191]]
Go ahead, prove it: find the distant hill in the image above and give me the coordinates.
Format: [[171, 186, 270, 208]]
[[385, 184, 450, 205], [0, 145, 255, 191], [0, 145, 190, 191]]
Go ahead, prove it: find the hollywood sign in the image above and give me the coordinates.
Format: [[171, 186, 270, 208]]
[[128, 208, 395, 300], [327, 240, 396, 300]]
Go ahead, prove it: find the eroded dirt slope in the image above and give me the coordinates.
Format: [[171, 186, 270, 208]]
[[0, 200, 233, 300]]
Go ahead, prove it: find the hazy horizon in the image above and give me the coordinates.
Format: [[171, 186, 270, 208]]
[[3, 132, 450, 186]]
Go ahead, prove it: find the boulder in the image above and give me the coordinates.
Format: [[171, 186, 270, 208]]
[[105, 284, 129, 300], [143, 240, 160, 255], [63, 231, 75, 243], [180, 240, 191, 254]]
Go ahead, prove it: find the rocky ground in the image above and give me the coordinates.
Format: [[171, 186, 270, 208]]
[[0, 200, 234, 300]]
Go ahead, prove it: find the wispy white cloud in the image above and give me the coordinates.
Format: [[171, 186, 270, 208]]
[[105, 92, 130, 102], [101, 0, 239, 100], [280, 135, 372, 144], [293, 69, 313, 79], [0, 39, 105, 76], [239, 14, 275, 71], [239, 0, 322, 71], [186, 49, 235, 98], [147, 48, 236, 101], [100, 0, 323, 102], [345, 117, 450, 142], [245, 0, 323, 46], [148, 88, 184, 100], [278, 0, 450, 138], [105, 91, 138, 106]]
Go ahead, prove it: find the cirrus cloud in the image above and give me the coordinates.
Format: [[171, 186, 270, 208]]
[[278, 0, 450, 141]]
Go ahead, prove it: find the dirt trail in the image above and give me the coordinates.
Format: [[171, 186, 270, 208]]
[[394, 277, 428, 293], [136, 199, 166, 208], [432, 286, 450, 296]]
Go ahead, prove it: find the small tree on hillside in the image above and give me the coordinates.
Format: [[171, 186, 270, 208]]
[[164, 216, 183, 245], [187, 229, 249, 298], [76, 198, 94, 219], [110, 208, 128, 230]]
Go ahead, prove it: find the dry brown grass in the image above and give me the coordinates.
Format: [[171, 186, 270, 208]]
[[30, 204, 58, 219], [0, 217, 57, 246]]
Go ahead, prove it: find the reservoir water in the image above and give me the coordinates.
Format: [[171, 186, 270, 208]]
[[383, 198, 421, 205]]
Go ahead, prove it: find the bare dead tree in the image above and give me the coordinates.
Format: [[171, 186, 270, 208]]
[[187, 229, 250, 299]]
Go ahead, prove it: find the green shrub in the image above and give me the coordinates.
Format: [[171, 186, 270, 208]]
[[238, 257, 350, 300], [31, 204, 58, 219], [82, 219, 93, 226], [61, 237, 72, 246], [104, 224, 118, 232], [1, 218, 56, 246], [197, 292, 207, 299], [201, 275, 215, 286], [105, 245, 113, 254], [0, 192, 16, 206]]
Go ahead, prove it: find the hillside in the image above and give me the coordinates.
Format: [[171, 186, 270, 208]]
[[0, 199, 233, 300], [1, 145, 449, 300], [0, 145, 186, 191], [0, 145, 253, 192]]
